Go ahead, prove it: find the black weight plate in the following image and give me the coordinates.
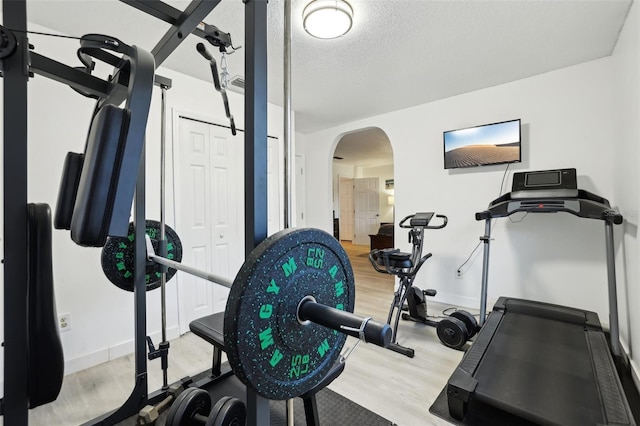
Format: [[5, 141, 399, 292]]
[[224, 228, 355, 401], [207, 397, 246, 426], [450, 310, 478, 339], [166, 387, 212, 426], [101, 220, 183, 291], [437, 317, 468, 350]]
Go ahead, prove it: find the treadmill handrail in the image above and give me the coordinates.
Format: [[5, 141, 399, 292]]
[[475, 189, 622, 224]]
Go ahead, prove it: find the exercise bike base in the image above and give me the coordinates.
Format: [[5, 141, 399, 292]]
[[388, 342, 415, 358], [401, 312, 439, 328]]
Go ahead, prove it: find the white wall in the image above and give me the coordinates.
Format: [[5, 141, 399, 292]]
[[0, 23, 284, 391], [611, 0, 640, 388], [304, 57, 617, 324]]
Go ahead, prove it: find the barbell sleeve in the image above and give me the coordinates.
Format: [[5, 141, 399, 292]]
[[145, 235, 233, 288], [298, 299, 392, 348]]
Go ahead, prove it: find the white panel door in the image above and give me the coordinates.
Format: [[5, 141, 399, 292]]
[[209, 130, 240, 312], [176, 118, 242, 333], [353, 177, 380, 245], [339, 178, 354, 241], [177, 119, 216, 332]]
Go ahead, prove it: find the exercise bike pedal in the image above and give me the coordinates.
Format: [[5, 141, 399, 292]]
[[424, 289, 436, 297]]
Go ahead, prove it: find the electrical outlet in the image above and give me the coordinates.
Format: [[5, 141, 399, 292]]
[[455, 269, 463, 279], [58, 313, 71, 332]]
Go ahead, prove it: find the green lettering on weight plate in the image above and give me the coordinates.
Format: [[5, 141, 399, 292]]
[[328, 264, 338, 279], [269, 349, 284, 368], [259, 327, 275, 350], [266, 279, 280, 295], [282, 257, 297, 277], [317, 339, 330, 357], [259, 304, 273, 319]]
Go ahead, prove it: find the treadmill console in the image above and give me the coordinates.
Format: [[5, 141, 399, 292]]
[[511, 168, 578, 199]]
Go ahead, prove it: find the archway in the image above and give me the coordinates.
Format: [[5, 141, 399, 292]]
[[331, 127, 394, 247]]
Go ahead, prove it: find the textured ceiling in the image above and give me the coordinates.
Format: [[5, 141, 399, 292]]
[[24, 0, 632, 136], [333, 127, 393, 168]]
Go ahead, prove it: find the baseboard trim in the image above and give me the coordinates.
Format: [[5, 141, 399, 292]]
[[431, 291, 479, 312], [64, 326, 181, 376]]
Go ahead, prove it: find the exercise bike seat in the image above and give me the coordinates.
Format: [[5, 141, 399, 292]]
[[372, 249, 413, 269]]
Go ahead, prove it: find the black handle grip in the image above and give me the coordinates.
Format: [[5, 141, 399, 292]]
[[196, 43, 236, 136], [196, 42, 213, 61], [476, 210, 491, 221], [298, 300, 392, 348], [603, 209, 623, 224], [426, 214, 448, 229], [399, 214, 414, 228]]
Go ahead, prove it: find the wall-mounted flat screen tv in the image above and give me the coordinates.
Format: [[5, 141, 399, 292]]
[[443, 119, 521, 169]]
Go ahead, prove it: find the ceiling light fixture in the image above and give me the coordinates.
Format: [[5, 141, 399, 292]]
[[303, 0, 353, 39]]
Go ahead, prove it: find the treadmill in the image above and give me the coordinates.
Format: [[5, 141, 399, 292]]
[[446, 168, 636, 426]]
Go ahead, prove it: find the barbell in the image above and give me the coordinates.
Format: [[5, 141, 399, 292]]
[[101, 224, 392, 400]]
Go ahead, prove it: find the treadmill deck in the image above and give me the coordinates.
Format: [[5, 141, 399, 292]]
[[447, 298, 635, 426]]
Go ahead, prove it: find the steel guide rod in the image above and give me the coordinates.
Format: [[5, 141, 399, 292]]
[[159, 84, 169, 389], [283, 0, 293, 228], [283, 1, 294, 421]]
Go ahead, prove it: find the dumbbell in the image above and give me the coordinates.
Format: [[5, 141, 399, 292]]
[[166, 387, 246, 426], [436, 310, 479, 350], [136, 383, 184, 425]]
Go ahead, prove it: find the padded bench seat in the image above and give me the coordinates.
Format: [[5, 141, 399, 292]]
[[190, 312, 226, 377], [370, 248, 413, 269]]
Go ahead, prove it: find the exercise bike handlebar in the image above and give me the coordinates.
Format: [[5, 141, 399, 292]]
[[399, 213, 448, 229]]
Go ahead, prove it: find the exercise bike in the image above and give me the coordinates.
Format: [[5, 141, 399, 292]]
[[369, 213, 478, 357]]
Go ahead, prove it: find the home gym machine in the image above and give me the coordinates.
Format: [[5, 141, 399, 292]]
[[369, 213, 478, 357], [444, 168, 636, 426], [2, 1, 290, 425]]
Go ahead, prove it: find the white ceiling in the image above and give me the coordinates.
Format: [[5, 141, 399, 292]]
[[25, 0, 632, 138], [333, 127, 393, 168]]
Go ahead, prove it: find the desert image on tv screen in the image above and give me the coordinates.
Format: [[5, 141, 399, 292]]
[[444, 120, 520, 169]]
